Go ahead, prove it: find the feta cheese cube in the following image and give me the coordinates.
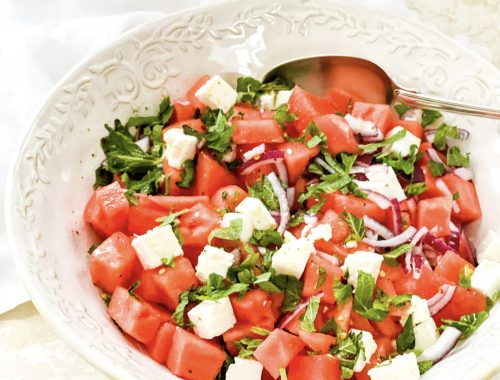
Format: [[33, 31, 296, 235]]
[[271, 237, 315, 279], [194, 75, 237, 113], [235, 197, 277, 231], [350, 329, 377, 372], [195, 245, 234, 283], [163, 128, 198, 169], [308, 223, 333, 242], [414, 317, 439, 351], [382, 126, 421, 158], [477, 230, 500, 264], [226, 358, 263, 380], [187, 297, 236, 339], [341, 251, 383, 288], [354, 164, 406, 202], [345, 114, 378, 137], [131, 225, 183, 270], [275, 90, 293, 108], [471, 259, 500, 298], [258, 92, 276, 111], [368, 352, 420, 380], [399, 295, 431, 326], [221, 213, 254, 243]]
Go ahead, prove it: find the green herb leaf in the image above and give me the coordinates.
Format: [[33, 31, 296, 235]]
[[459, 266, 473, 289], [331, 331, 365, 379], [316, 267, 327, 289], [288, 211, 305, 227], [441, 311, 488, 338], [383, 244, 414, 265], [279, 368, 288, 380], [176, 160, 195, 188], [128, 281, 141, 298], [272, 274, 304, 312], [254, 272, 282, 293], [156, 209, 190, 245], [394, 104, 410, 117], [404, 182, 427, 197], [161, 256, 176, 268], [359, 128, 406, 152], [236, 76, 293, 105], [250, 229, 284, 248], [209, 218, 243, 242], [446, 146, 470, 168], [273, 104, 298, 128], [126, 96, 174, 129], [101, 293, 111, 306], [205, 111, 234, 160], [453, 192, 460, 201], [333, 279, 353, 307], [300, 296, 321, 333], [122, 167, 164, 204], [235, 337, 264, 358], [433, 123, 460, 151], [303, 121, 327, 148], [396, 315, 415, 353], [94, 166, 113, 188], [249, 326, 271, 336], [353, 272, 389, 322], [88, 243, 100, 254], [343, 212, 365, 242], [429, 159, 447, 177], [248, 177, 280, 210], [172, 291, 191, 327], [379, 144, 422, 175], [418, 360, 433, 375], [421, 109, 442, 127]]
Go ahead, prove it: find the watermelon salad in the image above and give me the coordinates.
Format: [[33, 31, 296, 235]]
[[84, 73, 500, 380]]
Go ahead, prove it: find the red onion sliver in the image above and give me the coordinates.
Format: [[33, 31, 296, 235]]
[[410, 227, 429, 245], [267, 172, 290, 234], [286, 187, 295, 209], [316, 251, 340, 266], [314, 157, 336, 174], [242, 143, 265, 161], [412, 244, 425, 280], [427, 284, 457, 315], [363, 216, 394, 240], [276, 161, 288, 187], [363, 226, 417, 248], [418, 327, 461, 364], [423, 233, 454, 254], [344, 114, 380, 137], [240, 150, 284, 175], [305, 178, 319, 186], [404, 249, 412, 274], [407, 197, 417, 215], [390, 199, 403, 235], [360, 130, 384, 142], [355, 154, 374, 167], [454, 167, 473, 181], [278, 292, 324, 329], [436, 178, 461, 214], [363, 190, 392, 210], [448, 221, 461, 252], [426, 148, 451, 173], [402, 108, 422, 123], [412, 166, 425, 183]]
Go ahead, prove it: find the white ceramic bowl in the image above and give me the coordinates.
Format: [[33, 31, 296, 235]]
[[6, 1, 500, 379]]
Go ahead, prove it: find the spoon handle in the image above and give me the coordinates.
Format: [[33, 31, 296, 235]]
[[394, 89, 500, 119]]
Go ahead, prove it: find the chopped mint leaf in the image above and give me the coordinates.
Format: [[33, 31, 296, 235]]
[[161, 256, 175, 268], [421, 109, 442, 127], [235, 337, 264, 358], [316, 266, 327, 289], [452, 192, 460, 200], [394, 104, 410, 117], [248, 177, 280, 210], [383, 244, 414, 266], [273, 104, 298, 128], [300, 296, 321, 332], [176, 159, 195, 188], [418, 360, 433, 375], [429, 159, 446, 177], [433, 123, 460, 151], [441, 311, 489, 338], [446, 146, 470, 168], [209, 218, 243, 242], [396, 315, 416, 353], [359, 128, 406, 152], [404, 182, 427, 197], [128, 280, 141, 298], [333, 279, 353, 307], [250, 229, 283, 248], [343, 212, 365, 242]]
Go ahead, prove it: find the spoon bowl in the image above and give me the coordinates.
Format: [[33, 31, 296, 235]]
[[263, 55, 500, 119]]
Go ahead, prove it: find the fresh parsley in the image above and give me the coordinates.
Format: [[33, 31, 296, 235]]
[[122, 167, 164, 204], [396, 315, 415, 353], [421, 109, 442, 127], [446, 146, 470, 167], [343, 212, 365, 242], [433, 123, 460, 151], [300, 296, 321, 333], [429, 159, 446, 177]]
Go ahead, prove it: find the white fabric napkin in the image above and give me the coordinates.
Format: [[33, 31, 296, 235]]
[[0, 0, 493, 314]]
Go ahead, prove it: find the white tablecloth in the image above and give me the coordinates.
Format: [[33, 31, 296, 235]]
[[0, 0, 498, 378]]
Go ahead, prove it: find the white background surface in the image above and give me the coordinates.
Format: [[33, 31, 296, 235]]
[[0, 0, 498, 378]]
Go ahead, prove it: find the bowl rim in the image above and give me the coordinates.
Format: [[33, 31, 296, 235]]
[[5, 0, 500, 379]]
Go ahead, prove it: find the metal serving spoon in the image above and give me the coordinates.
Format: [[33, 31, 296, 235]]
[[262, 56, 500, 119]]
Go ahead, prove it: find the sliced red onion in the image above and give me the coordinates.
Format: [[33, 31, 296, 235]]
[[278, 292, 324, 330], [426, 148, 451, 173], [354, 172, 368, 181], [418, 327, 462, 363], [363, 226, 417, 248], [410, 227, 429, 245], [423, 233, 454, 254], [412, 244, 426, 279], [454, 167, 473, 181], [276, 161, 288, 186], [267, 172, 290, 234], [390, 199, 403, 235], [427, 284, 457, 315], [286, 187, 295, 209], [305, 178, 319, 186], [435, 178, 461, 214], [135, 137, 151, 152], [426, 127, 469, 141], [448, 221, 461, 252], [240, 150, 284, 175], [402, 108, 422, 123], [314, 157, 336, 174], [404, 249, 412, 274], [365, 229, 378, 241], [242, 143, 265, 161], [304, 213, 318, 225], [407, 197, 417, 215], [363, 190, 392, 210], [316, 251, 340, 266], [355, 154, 374, 168], [363, 216, 394, 240], [360, 130, 384, 143], [412, 166, 425, 183], [344, 114, 380, 137]]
